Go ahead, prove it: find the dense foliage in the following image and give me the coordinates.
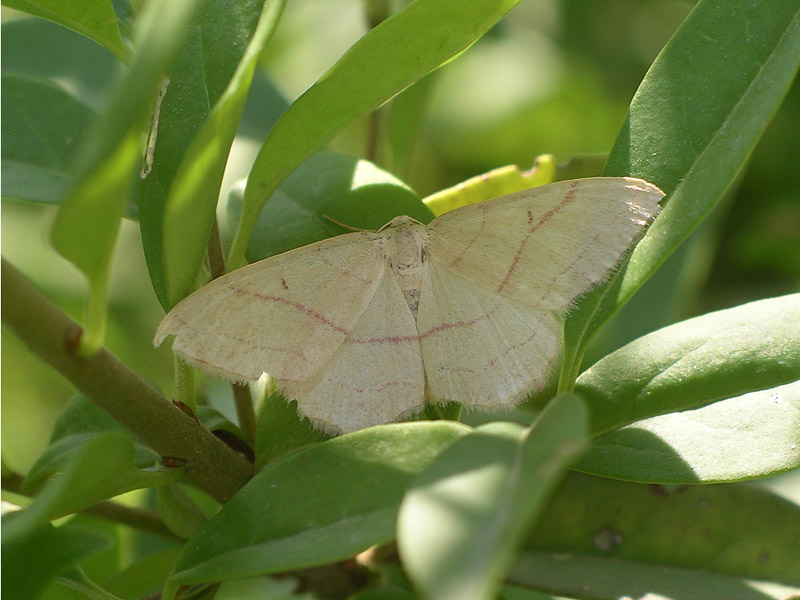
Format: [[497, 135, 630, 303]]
[[2, 1, 799, 599]]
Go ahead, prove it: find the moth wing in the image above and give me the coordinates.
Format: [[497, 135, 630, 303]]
[[417, 257, 560, 409], [427, 177, 664, 311], [279, 268, 425, 434], [155, 232, 384, 382]]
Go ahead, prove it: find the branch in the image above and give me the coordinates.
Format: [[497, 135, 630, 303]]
[[1, 259, 252, 503]]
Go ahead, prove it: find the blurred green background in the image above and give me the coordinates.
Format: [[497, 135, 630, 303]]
[[2, 0, 798, 477]]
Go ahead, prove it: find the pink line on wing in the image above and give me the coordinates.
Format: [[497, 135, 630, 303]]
[[324, 378, 420, 395], [438, 203, 490, 267], [225, 282, 348, 334], [430, 336, 560, 404], [172, 315, 312, 365], [535, 229, 603, 306], [347, 333, 419, 344], [434, 325, 540, 376], [418, 304, 499, 339], [345, 304, 501, 345], [497, 180, 579, 294], [320, 254, 375, 284]]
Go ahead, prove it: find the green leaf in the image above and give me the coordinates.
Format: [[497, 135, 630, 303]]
[[3, 0, 130, 61], [349, 589, 418, 600], [576, 379, 800, 483], [228, 0, 525, 269], [575, 294, 800, 435], [510, 554, 799, 600], [563, 0, 800, 377], [101, 546, 183, 600], [397, 394, 589, 600], [0, 74, 94, 206], [49, 394, 131, 442], [499, 586, 557, 600], [384, 72, 437, 181], [3, 432, 184, 543], [254, 392, 330, 470], [157, 483, 207, 539], [50, 0, 199, 353], [1, 519, 112, 600], [163, 422, 468, 599], [1, 18, 118, 105], [614, 1, 800, 300], [216, 576, 316, 600], [421, 158, 556, 217], [136, 0, 273, 307], [21, 395, 159, 492], [226, 152, 431, 263], [159, 0, 288, 307], [195, 404, 241, 437], [509, 473, 800, 596], [22, 432, 158, 494]]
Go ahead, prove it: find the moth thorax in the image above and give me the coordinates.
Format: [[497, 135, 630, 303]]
[[380, 216, 428, 318], [381, 216, 428, 274]]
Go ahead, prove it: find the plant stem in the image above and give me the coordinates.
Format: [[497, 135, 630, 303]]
[[83, 500, 182, 540], [175, 354, 197, 414], [206, 218, 226, 280], [363, 0, 389, 164], [1, 259, 252, 503]]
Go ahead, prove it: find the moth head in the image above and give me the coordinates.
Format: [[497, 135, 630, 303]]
[[379, 216, 429, 273]]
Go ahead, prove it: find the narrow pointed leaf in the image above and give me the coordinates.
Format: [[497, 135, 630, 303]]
[[563, 0, 800, 370], [576, 294, 800, 435], [49, 0, 199, 351], [1, 519, 112, 600], [577, 379, 800, 483], [1, 74, 94, 205], [3, 0, 130, 61], [509, 473, 800, 596], [136, 0, 277, 307], [3, 432, 183, 543], [228, 0, 524, 268], [160, 0, 288, 307], [398, 394, 589, 600], [164, 422, 468, 599]]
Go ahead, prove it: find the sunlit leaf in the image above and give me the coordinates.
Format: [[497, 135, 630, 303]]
[[576, 294, 800, 434], [562, 0, 800, 379], [162, 422, 468, 600], [49, 0, 199, 352], [398, 394, 588, 600], [510, 473, 800, 596], [3, 0, 129, 61], [4, 432, 183, 543], [229, 0, 525, 269]]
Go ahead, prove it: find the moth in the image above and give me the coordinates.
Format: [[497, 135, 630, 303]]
[[156, 177, 664, 434]]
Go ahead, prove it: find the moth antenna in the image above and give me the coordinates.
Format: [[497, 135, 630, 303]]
[[323, 214, 369, 232]]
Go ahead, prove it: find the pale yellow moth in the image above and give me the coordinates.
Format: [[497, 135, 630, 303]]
[[155, 177, 664, 434]]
